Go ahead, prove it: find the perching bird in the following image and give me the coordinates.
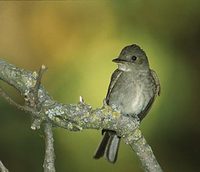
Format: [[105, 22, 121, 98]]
[[93, 44, 160, 163]]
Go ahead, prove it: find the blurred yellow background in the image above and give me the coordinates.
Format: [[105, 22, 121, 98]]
[[0, 1, 199, 172]]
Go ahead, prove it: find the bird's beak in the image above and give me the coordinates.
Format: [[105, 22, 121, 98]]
[[112, 58, 127, 63]]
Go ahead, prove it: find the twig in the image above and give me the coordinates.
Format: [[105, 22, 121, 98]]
[[29, 65, 48, 129], [43, 122, 55, 172], [34, 65, 47, 107], [0, 161, 9, 172], [0, 87, 33, 113], [35, 65, 47, 91]]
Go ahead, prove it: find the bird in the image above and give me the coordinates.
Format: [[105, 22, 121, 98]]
[[93, 44, 161, 163]]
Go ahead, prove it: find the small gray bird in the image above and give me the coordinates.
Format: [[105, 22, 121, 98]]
[[93, 44, 160, 163]]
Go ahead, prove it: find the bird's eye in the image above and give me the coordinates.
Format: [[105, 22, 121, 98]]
[[131, 55, 137, 61]]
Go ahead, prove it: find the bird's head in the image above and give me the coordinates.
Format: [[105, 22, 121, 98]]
[[113, 44, 149, 72]]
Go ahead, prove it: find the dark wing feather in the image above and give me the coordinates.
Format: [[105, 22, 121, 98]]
[[150, 69, 161, 96], [138, 97, 155, 120], [106, 69, 122, 104], [138, 69, 161, 120]]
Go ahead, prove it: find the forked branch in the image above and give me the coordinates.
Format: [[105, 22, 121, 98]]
[[0, 59, 162, 172]]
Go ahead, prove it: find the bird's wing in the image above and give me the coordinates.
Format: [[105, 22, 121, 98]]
[[138, 97, 155, 120], [138, 69, 161, 120], [105, 69, 122, 104], [150, 69, 161, 96]]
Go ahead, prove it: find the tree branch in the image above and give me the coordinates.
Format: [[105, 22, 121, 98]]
[[0, 161, 9, 172], [0, 59, 162, 172], [43, 122, 55, 172], [130, 130, 162, 172]]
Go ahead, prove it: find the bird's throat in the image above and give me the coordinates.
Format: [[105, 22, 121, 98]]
[[118, 63, 131, 72]]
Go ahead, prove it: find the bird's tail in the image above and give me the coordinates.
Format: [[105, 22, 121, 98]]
[[93, 130, 121, 163]]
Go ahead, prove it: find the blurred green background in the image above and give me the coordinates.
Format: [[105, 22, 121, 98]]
[[0, 1, 199, 172]]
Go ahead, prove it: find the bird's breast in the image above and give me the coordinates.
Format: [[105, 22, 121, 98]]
[[129, 84, 145, 115], [108, 72, 154, 116]]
